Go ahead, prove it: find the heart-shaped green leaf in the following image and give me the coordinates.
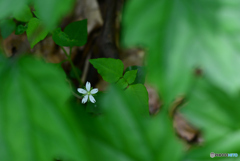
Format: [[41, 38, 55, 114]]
[[89, 58, 124, 83], [125, 66, 146, 84], [52, 28, 74, 47], [116, 77, 128, 89], [64, 19, 87, 46], [26, 18, 48, 48], [52, 20, 87, 47], [123, 69, 138, 84]]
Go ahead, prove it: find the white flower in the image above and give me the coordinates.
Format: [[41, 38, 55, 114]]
[[77, 81, 98, 104]]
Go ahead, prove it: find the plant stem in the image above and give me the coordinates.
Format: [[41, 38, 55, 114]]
[[61, 46, 82, 86]]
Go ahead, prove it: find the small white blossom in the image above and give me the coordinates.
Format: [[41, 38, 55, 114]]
[[77, 81, 98, 104]]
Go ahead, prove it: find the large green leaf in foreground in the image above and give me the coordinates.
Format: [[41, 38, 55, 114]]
[[0, 56, 88, 161], [74, 86, 183, 161], [0, 0, 73, 29], [122, 0, 240, 103], [181, 79, 240, 161], [0, 19, 16, 39], [33, 0, 74, 29], [125, 84, 149, 116]]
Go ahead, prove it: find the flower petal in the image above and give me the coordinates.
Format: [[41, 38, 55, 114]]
[[77, 88, 87, 94], [90, 88, 98, 94], [82, 95, 88, 104], [89, 95, 96, 103], [86, 81, 91, 91]]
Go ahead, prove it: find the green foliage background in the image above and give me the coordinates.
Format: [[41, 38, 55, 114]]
[[0, 0, 240, 161], [122, 0, 240, 160]]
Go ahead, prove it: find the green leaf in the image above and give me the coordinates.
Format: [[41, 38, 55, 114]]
[[0, 56, 89, 161], [0, 53, 6, 65], [52, 28, 73, 47], [0, 0, 73, 29], [125, 84, 149, 115], [33, 0, 74, 29], [122, 0, 240, 102], [15, 24, 28, 35], [52, 20, 88, 47], [116, 78, 128, 89], [0, 0, 27, 20], [125, 66, 146, 84], [181, 79, 240, 160], [77, 86, 183, 161], [86, 92, 104, 115], [0, 19, 16, 39], [26, 18, 48, 48], [123, 69, 138, 84], [89, 58, 124, 83], [13, 5, 33, 22], [64, 19, 88, 46]]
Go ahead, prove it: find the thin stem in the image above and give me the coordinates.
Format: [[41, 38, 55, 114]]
[[69, 47, 72, 57], [61, 46, 69, 59], [61, 46, 83, 86]]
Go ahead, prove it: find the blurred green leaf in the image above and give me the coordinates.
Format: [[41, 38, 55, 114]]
[[52, 20, 87, 47], [0, 56, 89, 161], [0, 0, 73, 29], [0, 19, 16, 39], [125, 66, 146, 84], [86, 92, 104, 115], [123, 70, 137, 84], [0, 54, 6, 65], [0, 0, 27, 20], [122, 0, 240, 102], [125, 84, 149, 116], [76, 86, 183, 161], [26, 18, 48, 48], [181, 78, 240, 160], [33, 0, 74, 29], [13, 5, 33, 22], [89, 58, 124, 83], [116, 77, 128, 89], [15, 24, 28, 35]]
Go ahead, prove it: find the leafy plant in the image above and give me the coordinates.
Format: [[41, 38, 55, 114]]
[[90, 58, 149, 114], [15, 24, 28, 35], [125, 66, 146, 84]]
